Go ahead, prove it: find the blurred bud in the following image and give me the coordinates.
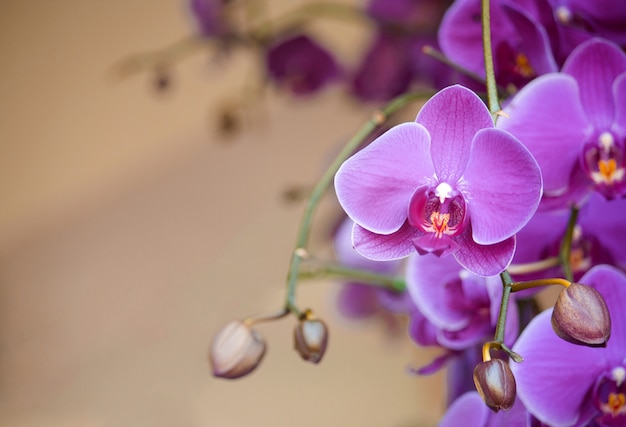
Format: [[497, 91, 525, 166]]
[[473, 359, 516, 412], [552, 283, 611, 347], [210, 321, 266, 379], [294, 317, 328, 364]]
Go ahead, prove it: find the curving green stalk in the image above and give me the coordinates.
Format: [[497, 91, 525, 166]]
[[284, 91, 432, 317], [481, 0, 501, 118]]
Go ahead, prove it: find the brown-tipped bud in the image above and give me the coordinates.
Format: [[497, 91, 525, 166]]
[[473, 359, 516, 412], [552, 283, 611, 347], [209, 321, 266, 379], [294, 318, 328, 364]]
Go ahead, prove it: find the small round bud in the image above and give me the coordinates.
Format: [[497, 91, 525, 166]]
[[209, 321, 266, 379], [294, 317, 328, 364], [552, 283, 611, 347], [473, 359, 516, 412]]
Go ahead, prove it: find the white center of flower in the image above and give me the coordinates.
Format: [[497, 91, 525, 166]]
[[612, 366, 626, 386], [435, 182, 453, 204], [555, 6, 572, 24], [599, 132, 614, 152]]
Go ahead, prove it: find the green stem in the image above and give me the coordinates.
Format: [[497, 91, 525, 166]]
[[481, 0, 501, 118], [559, 205, 579, 282], [297, 260, 406, 291], [494, 270, 513, 343], [284, 90, 432, 316]]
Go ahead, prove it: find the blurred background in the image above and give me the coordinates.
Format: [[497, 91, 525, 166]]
[[0, 1, 446, 426]]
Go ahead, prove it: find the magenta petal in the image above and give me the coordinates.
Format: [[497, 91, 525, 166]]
[[502, 4, 557, 75], [453, 231, 515, 277], [580, 194, 626, 266], [437, 392, 490, 427], [611, 72, 626, 132], [406, 253, 466, 330], [563, 38, 626, 129], [462, 128, 542, 245], [497, 73, 590, 193], [335, 123, 434, 234], [333, 218, 402, 273], [511, 308, 602, 426], [416, 85, 493, 183], [352, 222, 418, 261]]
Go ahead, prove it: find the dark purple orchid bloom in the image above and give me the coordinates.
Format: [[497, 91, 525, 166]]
[[438, 0, 558, 90], [189, 0, 230, 38], [512, 193, 626, 281], [511, 265, 626, 426], [351, 33, 415, 102], [351, 0, 452, 101], [437, 392, 531, 427], [334, 85, 542, 276], [549, 0, 626, 48], [332, 218, 410, 322], [406, 253, 519, 350], [265, 34, 341, 96], [498, 38, 626, 207]]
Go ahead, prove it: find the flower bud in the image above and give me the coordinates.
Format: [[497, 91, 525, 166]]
[[551, 283, 611, 347], [473, 359, 516, 412], [294, 317, 328, 364], [209, 321, 266, 379]]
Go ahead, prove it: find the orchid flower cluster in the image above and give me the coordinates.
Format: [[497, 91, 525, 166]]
[[121, 0, 626, 425]]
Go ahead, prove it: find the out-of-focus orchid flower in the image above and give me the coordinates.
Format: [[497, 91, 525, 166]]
[[265, 34, 341, 96]]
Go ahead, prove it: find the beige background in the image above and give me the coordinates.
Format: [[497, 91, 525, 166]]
[[0, 1, 445, 426]]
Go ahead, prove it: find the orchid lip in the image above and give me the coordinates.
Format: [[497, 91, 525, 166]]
[[581, 131, 626, 198]]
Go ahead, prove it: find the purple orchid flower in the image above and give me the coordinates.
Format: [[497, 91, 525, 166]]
[[437, 392, 531, 427], [406, 253, 519, 350], [265, 34, 341, 96], [351, 0, 453, 101], [511, 265, 626, 426], [438, 0, 559, 90], [332, 218, 410, 322], [549, 0, 626, 48], [351, 33, 416, 102], [512, 193, 626, 281], [497, 38, 626, 207], [334, 84, 542, 276]]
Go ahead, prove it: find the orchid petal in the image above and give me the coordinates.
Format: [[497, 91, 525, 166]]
[[462, 128, 542, 245], [437, 320, 492, 350], [437, 392, 490, 427], [453, 231, 515, 277], [512, 210, 567, 264], [563, 38, 626, 129], [333, 218, 402, 273], [511, 308, 602, 426], [406, 253, 467, 330], [512, 265, 626, 426], [498, 73, 590, 193], [611, 72, 626, 133], [438, 0, 514, 76], [502, 4, 558, 75], [579, 194, 626, 266], [352, 222, 419, 261], [416, 85, 493, 183], [335, 123, 433, 234]]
